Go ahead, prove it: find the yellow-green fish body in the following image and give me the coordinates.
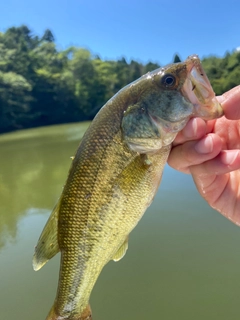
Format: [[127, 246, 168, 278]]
[[33, 55, 223, 320]]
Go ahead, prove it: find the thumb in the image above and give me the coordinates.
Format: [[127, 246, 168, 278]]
[[217, 85, 240, 120]]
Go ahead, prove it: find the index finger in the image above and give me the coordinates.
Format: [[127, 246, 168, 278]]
[[172, 117, 207, 146]]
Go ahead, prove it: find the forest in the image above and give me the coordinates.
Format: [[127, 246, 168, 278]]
[[0, 25, 240, 134]]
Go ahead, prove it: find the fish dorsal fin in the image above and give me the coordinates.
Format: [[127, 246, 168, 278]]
[[32, 199, 61, 271], [112, 237, 129, 262]]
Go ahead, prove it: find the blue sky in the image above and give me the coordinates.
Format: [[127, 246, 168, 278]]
[[1, 0, 240, 65]]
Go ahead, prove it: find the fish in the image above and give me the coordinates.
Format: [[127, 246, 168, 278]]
[[33, 54, 223, 320]]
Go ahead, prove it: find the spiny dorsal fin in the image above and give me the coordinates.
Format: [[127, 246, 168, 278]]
[[32, 199, 61, 271], [112, 236, 129, 262]]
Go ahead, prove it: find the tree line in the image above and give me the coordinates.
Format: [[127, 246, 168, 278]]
[[0, 25, 239, 134]]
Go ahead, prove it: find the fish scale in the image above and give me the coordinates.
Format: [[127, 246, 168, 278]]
[[59, 125, 170, 317], [33, 55, 223, 320]]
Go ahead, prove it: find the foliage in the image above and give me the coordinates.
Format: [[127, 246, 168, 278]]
[[202, 51, 240, 95], [0, 25, 239, 133], [173, 54, 181, 63]]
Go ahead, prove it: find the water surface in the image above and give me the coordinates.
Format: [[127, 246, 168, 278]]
[[1, 122, 240, 320]]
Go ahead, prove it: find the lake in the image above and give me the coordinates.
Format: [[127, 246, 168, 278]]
[[0, 122, 240, 320]]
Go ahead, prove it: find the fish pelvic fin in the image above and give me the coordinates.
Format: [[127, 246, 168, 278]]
[[32, 199, 61, 271], [112, 236, 129, 262], [46, 304, 92, 320]]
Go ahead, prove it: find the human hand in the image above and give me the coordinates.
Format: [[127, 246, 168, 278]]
[[168, 86, 240, 225]]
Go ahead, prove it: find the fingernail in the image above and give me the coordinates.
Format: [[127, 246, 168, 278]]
[[217, 95, 225, 103], [192, 118, 198, 137], [195, 135, 213, 154], [221, 150, 239, 165], [185, 118, 198, 138]]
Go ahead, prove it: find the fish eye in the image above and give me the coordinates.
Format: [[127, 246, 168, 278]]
[[161, 74, 176, 87]]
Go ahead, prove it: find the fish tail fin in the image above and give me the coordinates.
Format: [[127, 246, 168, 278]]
[[45, 304, 92, 320]]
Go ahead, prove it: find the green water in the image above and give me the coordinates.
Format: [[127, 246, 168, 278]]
[[1, 122, 240, 320]]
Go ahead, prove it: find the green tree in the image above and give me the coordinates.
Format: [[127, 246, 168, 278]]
[[41, 29, 55, 43], [143, 61, 160, 73], [1, 25, 239, 134], [173, 54, 181, 63], [0, 71, 32, 131]]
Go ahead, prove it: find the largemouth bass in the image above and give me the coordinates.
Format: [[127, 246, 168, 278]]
[[33, 55, 223, 320]]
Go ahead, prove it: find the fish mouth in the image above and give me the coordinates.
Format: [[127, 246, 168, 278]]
[[182, 55, 223, 120]]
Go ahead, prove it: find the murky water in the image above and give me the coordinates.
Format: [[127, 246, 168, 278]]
[[1, 122, 240, 320]]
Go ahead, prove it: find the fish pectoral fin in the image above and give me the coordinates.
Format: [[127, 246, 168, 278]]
[[32, 199, 61, 271], [112, 236, 129, 262]]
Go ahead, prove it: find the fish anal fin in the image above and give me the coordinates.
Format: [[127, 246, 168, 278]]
[[32, 200, 61, 271], [112, 236, 129, 262]]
